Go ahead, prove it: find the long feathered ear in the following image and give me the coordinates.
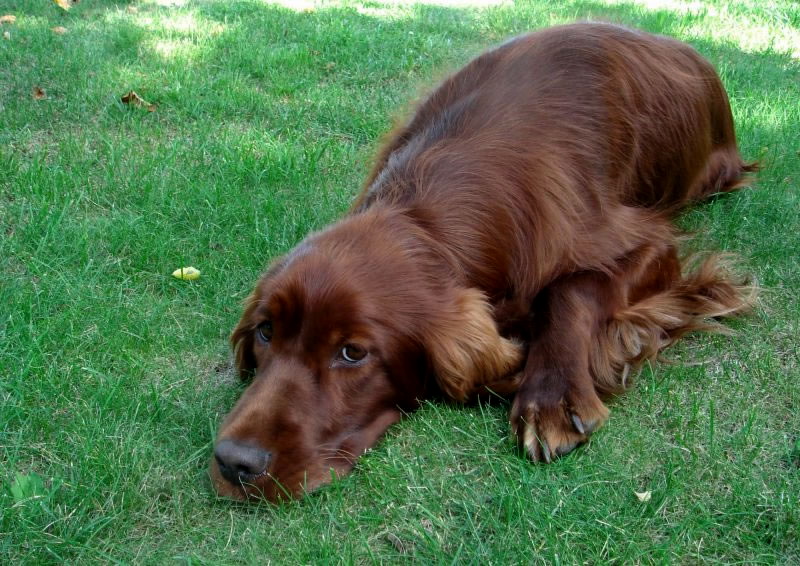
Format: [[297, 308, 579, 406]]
[[424, 287, 524, 402], [230, 258, 287, 380], [230, 296, 258, 381]]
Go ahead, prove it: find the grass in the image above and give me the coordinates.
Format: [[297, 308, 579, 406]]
[[1, 0, 798, 563]]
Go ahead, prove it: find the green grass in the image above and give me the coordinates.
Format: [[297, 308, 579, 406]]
[[1, 0, 798, 563]]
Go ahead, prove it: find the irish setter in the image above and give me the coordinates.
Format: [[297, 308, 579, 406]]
[[211, 23, 755, 501]]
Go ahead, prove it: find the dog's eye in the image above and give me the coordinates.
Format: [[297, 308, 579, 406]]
[[256, 321, 273, 343], [339, 344, 367, 364]]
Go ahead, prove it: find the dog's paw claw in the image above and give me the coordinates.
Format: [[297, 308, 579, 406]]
[[570, 413, 585, 435], [511, 391, 608, 464], [541, 439, 552, 463]]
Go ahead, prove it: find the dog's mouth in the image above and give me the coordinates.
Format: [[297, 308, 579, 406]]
[[211, 410, 402, 502], [211, 457, 282, 501], [233, 467, 270, 485]]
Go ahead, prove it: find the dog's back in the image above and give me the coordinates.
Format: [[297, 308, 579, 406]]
[[360, 24, 749, 210], [353, 23, 753, 296]]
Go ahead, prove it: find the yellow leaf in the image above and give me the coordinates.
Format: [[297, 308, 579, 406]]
[[54, 0, 71, 10], [0, 14, 17, 24], [51, 26, 67, 34], [172, 267, 201, 281], [635, 490, 652, 503]]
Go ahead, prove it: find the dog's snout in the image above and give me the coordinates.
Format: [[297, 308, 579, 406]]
[[214, 439, 272, 484]]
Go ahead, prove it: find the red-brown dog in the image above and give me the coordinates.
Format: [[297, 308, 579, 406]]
[[211, 23, 755, 501]]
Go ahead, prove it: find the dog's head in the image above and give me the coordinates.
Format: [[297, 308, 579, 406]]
[[210, 212, 522, 501]]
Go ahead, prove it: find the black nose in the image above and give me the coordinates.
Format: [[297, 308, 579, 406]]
[[214, 439, 272, 485]]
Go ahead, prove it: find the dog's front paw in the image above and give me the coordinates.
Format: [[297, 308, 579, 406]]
[[510, 374, 608, 463]]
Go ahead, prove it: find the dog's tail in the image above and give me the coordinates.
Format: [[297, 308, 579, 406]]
[[590, 253, 756, 395], [692, 149, 759, 204]]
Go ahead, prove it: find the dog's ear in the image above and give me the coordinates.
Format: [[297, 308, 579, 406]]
[[230, 295, 258, 381], [230, 258, 287, 380], [424, 287, 524, 401]]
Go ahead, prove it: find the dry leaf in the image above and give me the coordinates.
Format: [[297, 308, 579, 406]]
[[386, 533, 406, 554], [121, 90, 145, 105], [0, 14, 17, 24], [121, 90, 156, 112], [127, 6, 138, 13], [51, 26, 67, 34], [54, 0, 72, 10], [635, 490, 652, 503], [32, 86, 46, 100], [2, 31, 9, 41]]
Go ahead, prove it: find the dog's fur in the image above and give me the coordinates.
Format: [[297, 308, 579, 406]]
[[211, 23, 755, 501]]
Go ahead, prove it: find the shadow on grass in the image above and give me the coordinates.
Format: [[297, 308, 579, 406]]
[[7, 0, 797, 141]]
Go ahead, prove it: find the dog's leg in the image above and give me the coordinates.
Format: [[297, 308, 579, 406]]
[[511, 242, 752, 462], [510, 270, 617, 462]]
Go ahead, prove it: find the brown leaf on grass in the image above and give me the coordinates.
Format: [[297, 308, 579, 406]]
[[32, 86, 46, 100], [0, 15, 17, 24], [54, 0, 72, 10], [121, 90, 156, 112], [385, 533, 406, 554], [51, 26, 67, 34]]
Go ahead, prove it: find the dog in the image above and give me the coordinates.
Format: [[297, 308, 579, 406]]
[[210, 23, 755, 501]]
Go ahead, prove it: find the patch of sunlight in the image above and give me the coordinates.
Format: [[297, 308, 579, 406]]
[[128, 8, 226, 61], [133, 10, 225, 36], [161, 13, 200, 33], [353, 0, 509, 17], [386, 0, 510, 4], [137, 11, 225, 59], [602, 0, 800, 59], [153, 0, 188, 6], [266, 0, 316, 11], [267, 0, 508, 11], [627, 0, 713, 15], [152, 39, 194, 58]]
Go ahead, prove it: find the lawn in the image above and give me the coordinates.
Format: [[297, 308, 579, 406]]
[[1, 0, 798, 563]]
